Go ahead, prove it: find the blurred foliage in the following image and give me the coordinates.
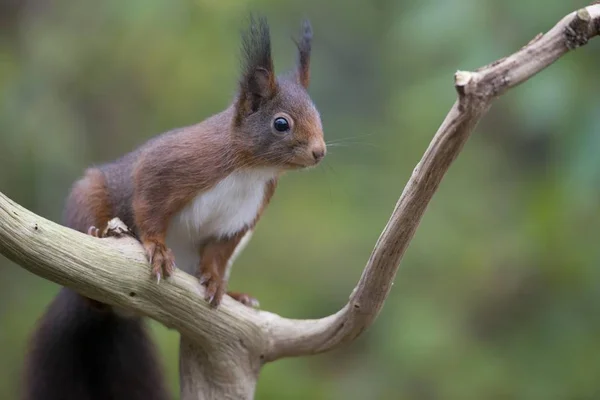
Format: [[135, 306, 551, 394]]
[[1, 0, 600, 399]]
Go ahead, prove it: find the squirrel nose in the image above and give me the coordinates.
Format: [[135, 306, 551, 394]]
[[312, 148, 325, 162]]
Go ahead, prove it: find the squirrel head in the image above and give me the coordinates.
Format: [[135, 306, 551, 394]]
[[232, 16, 326, 170]]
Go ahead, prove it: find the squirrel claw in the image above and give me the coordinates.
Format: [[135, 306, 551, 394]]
[[198, 273, 210, 286], [87, 226, 101, 237]]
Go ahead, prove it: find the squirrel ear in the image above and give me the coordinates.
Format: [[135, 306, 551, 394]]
[[236, 15, 277, 118], [295, 19, 312, 88]]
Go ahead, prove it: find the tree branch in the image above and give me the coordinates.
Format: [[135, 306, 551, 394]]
[[0, 193, 269, 397], [259, 3, 600, 361], [1, 4, 599, 399]]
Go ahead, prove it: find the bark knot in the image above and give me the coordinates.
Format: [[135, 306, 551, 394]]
[[565, 9, 592, 49]]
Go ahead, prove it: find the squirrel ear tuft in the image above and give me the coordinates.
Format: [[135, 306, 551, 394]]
[[236, 15, 277, 118], [295, 19, 312, 88]]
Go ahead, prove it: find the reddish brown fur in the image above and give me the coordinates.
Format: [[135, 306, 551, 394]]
[[23, 17, 324, 400], [63, 168, 113, 233], [132, 111, 238, 242], [60, 18, 323, 309], [130, 19, 325, 300]]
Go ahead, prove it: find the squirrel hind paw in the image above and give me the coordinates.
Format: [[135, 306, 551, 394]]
[[86, 217, 133, 239], [228, 292, 260, 309], [104, 217, 133, 238]]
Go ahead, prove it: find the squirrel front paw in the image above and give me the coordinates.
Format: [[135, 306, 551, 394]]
[[142, 240, 176, 283], [198, 267, 225, 308], [198, 269, 259, 309]]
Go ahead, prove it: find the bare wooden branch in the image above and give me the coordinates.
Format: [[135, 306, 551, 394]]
[[1, 4, 599, 399], [0, 195, 266, 398], [259, 3, 600, 361]]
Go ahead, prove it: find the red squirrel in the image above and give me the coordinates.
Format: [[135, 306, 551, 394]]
[[21, 16, 325, 400]]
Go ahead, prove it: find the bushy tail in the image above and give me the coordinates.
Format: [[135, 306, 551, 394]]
[[21, 288, 169, 400]]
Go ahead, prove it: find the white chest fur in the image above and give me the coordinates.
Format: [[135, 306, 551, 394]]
[[165, 168, 276, 274]]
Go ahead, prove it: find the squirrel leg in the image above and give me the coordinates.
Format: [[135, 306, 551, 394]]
[[197, 232, 260, 308]]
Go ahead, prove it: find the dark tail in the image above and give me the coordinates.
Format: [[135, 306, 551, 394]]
[[21, 288, 170, 400]]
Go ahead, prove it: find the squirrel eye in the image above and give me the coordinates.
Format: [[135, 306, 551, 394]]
[[273, 117, 290, 133]]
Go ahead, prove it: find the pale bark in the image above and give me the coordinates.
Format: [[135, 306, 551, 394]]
[[1, 5, 599, 399]]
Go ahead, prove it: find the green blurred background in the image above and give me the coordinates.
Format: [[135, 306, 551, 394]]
[[2, 0, 600, 399]]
